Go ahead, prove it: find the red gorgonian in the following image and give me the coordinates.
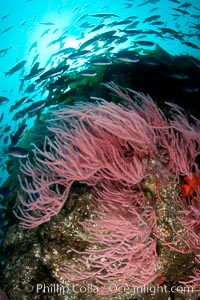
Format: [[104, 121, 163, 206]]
[[14, 82, 200, 293]]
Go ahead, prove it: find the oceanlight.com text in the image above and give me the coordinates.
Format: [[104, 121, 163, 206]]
[[24, 283, 194, 296]]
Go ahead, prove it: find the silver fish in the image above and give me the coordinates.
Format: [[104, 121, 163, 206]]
[[7, 147, 29, 158]]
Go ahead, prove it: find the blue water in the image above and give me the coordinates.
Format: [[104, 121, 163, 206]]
[[0, 0, 200, 184]]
